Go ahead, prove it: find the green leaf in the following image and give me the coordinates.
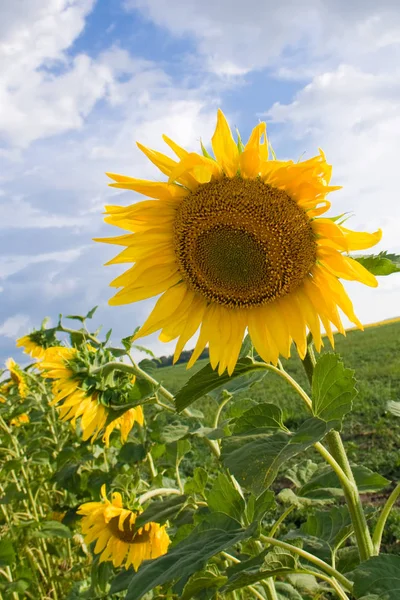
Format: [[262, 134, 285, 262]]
[[206, 473, 246, 521], [285, 460, 319, 488], [221, 417, 328, 493], [387, 400, 400, 417], [184, 467, 208, 495], [175, 358, 267, 412], [299, 464, 389, 499], [123, 515, 256, 600], [0, 539, 15, 566], [353, 554, 400, 599], [160, 423, 189, 444], [224, 547, 297, 592], [85, 306, 98, 319], [33, 521, 72, 539], [200, 139, 215, 160], [275, 582, 303, 600], [118, 443, 146, 464], [65, 314, 85, 322], [181, 570, 227, 600], [312, 353, 357, 429], [233, 404, 288, 435], [135, 495, 188, 528], [285, 506, 352, 562], [239, 334, 253, 358], [354, 252, 400, 276], [253, 489, 276, 522]]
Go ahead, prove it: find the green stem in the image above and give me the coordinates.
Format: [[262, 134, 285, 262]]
[[372, 482, 400, 553], [263, 578, 279, 600], [213, 395, 231, 429], [268, 505, 295, 538], [259, 535, 353, 592], [301, 344, 374, 561], [138, 487, 181, 505]]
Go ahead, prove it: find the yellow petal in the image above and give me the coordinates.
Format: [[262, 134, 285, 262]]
[[136, 143, 198, 189], [133, 283, 191, 340], [109, 271, 181, 305], [106, 175, 187, 201], [340, 227, 382, 251], [211, 109, 239, 177], [318, 248, 378, 287], [312, 219, 348, 251], [162, 134, 189, 159], [173, 296, 207, 363], [168, 153, 221, 186]]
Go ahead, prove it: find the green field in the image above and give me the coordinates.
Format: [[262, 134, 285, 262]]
[[158, 320, 400, 480]]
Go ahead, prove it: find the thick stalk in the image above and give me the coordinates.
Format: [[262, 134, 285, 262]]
[[301, 344, 374, 561], [372, 482, 400, 553]]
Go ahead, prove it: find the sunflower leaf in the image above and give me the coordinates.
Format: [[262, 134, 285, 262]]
[[221, 417, 328, 494], [206, 473, 246, 521], [174, 358, 267, 412], [0, 539, 15, 566], [298, 464, 389, 499], [354, 252, 400, 276], [311, 353, 357, 429], [352, 554, 400, 599], [135, 494, 188, 528]]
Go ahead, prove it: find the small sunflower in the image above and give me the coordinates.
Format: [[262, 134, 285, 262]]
[[97, 110, 381, 374], [0, 382, 11, 402], [5, 359, 28, 398], [10, 413, 30, 427], [17, 328, 58, 360], [38, 346, 143, 444], [77, 485, 170, 570]]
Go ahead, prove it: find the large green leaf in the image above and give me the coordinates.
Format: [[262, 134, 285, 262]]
[[221, 418, 328, 493], [175, 358, 267, 412], [117, 514, 256, 600], [285, 506, 352, 562], [353, 554, 400, 599], [299, 464, 389, 499], [206, 473, 246, 521], [184, 467, 208, 495], [312, 353, 357, 429], [233, 404, 288, 435], [135, 495, 188, 528], [354, 252, 400, 276]]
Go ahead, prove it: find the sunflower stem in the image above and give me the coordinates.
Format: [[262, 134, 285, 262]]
[[300, 343, 374, 561], [138, 487, 181, 505], [259, 535, 353, 592], [372, 482, 400, 553]]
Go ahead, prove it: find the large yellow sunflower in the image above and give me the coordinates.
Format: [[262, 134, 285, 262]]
[[77, 485, 170, 570], [5, 358, 28, 398], [97, 109, 381, 375], [39, 347, 143, 444]]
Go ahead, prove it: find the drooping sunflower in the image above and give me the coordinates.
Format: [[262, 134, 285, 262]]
[[10, 413, 30, 427], [38, 346, 143, 444], [77, 485, 170, 570], [16, 327, 59, 360], [97, 110, 381, 375], [5, 359, 28, 398]]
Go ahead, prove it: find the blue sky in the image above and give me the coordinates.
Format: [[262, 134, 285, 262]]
[[1, 0, 400, 364]]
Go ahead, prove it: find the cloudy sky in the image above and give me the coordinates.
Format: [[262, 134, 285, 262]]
[[1, 0, 400, 364]]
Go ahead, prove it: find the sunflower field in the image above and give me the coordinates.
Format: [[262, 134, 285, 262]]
[[1, 111, 400, 600]]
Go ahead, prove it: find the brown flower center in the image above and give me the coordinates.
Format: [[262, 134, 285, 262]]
[[174, 177, 317, 308], [108, 515, 151, 544]]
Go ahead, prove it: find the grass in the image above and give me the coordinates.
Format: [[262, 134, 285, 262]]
[[158, 320, 400, 480]]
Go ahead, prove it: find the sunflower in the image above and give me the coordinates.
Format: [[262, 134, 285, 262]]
[[17, 328, 58, 360], [17, 335, 46, 359], [38, 346, 143, 444], [0, 382, 11, 402], [5, 359, 28, 398], [97, 110, 381, 375], [10, 413, 30, 427], [77, 485, 170, 570]]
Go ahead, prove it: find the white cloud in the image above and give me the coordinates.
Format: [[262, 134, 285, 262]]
[[0, 314, 32, 339], [125, 0, 400, 75], [0, 247, 87, 280]]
